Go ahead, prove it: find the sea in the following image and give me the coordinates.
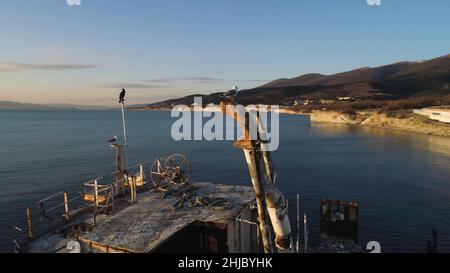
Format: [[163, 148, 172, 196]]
[[0, 109, 449, 252]]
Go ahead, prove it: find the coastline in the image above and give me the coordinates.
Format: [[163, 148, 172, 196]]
[[309, 110, 450, 138], [131, 106, 450, 137]]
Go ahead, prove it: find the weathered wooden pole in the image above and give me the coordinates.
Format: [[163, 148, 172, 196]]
[[129, 176, 133, 203], [25, 206, 32, 239], [254, 108, 292, 252], [63, 191, 69, 221], [134, 176, 137, 202], [243, 148, 273, 253], [221, 100, 273, 253], [130, 176, 137, 204], [134, 176, 137, 201], [262, 151, 275, 183], [221, 97, 292, 253]]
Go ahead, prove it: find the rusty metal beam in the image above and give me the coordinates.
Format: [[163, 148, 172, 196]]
[[242, 148, 273, 253]]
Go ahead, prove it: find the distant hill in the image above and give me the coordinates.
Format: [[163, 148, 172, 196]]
[[142, 54, 450, 108], [0, 101, 114, 110], [0, 101, 56, 110]]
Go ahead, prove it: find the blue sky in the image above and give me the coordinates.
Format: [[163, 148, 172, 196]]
[[0, 0, 449, 105]]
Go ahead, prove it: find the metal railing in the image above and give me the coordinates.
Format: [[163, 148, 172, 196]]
[[12, 160, 155, 252]]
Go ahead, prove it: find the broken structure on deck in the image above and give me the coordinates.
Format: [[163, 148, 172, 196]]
[[22, 181, 260, 253], [79, 182, 259, 253]]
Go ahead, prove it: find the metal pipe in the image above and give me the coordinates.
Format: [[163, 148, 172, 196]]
[[255, 109, 292, 252], [255, 109, 276, 183], [63, 191, 69, 221], [236, 218, 260, 253], [26, 206, 32, 239], [304, 213, 308, 253], [114, 144, 125, 195], [296, 194, 300, 253], [120, 101, 128, 170], [37, 191, 65, 203], [93, 179, 98, 225], [265, 184, 292, 252]]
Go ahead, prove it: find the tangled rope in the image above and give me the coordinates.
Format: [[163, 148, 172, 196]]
[[173, 195, 232, 210]]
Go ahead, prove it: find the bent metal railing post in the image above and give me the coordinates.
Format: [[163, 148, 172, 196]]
[[63, 191, 69, 221], [26, 206, 32, 239]]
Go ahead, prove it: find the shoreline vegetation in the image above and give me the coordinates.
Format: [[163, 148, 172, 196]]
[[292, 95, 450, 137], [133, 98, 450, 137]]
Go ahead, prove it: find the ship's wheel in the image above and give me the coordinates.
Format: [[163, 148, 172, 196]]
[[164, 154, 191, 185], [149, 154, 191, 187]]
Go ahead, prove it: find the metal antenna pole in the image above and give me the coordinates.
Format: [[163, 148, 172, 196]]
[[120, 100, 128, 170], [304, 213, 308, 253], [296, 193, 300, 253]]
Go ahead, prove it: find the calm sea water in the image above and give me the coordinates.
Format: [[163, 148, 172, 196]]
[[0, 109, 449, 253]]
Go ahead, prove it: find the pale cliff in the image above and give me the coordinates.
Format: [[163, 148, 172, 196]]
[[311, 110, 450, 137]]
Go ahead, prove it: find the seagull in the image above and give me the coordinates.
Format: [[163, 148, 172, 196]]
[[107, 136, 117, 143], [221, 86, 239, 97], [119, 88, 126, 103]]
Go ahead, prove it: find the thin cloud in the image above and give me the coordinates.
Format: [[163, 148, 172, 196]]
[[145, 77, 268, 84], [0, 60, 97, 72], [174, 77, 223, 83], [235, 79, 269, 82], [146, 77, 223, 84], [101, 83, 165, 89]]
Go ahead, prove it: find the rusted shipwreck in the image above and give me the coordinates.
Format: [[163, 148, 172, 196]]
[[14, 90, 294, 253], [13, 89, 363, 253], [23, 180, 260, 253]]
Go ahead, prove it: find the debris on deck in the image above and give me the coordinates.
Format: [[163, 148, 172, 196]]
[[80, 182, 257, 253], [24, 182, 259, 253], [313, 234, 364, 253]]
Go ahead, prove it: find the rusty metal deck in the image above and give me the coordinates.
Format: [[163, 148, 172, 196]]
[[79, 182, 255, 253]]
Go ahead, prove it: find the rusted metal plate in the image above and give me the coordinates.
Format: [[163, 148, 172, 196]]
[[320, 198, 359, 242]]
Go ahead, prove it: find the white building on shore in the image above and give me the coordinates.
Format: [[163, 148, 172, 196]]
[[414, 108, 450, 124]]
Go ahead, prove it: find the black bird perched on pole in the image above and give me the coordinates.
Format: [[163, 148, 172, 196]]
[[119, 88, 126, 103], [107, 136, 117, 143]]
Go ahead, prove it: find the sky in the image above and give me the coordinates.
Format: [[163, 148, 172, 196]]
[[0, 0, 449, 106]]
